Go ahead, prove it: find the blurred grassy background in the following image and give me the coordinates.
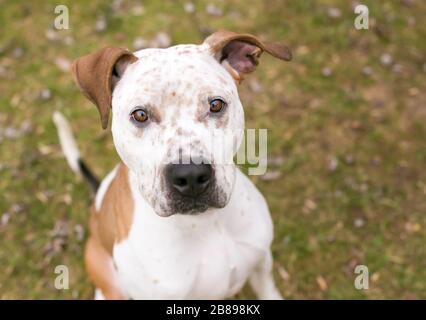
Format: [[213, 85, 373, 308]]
[[0, 0, 425, 299]]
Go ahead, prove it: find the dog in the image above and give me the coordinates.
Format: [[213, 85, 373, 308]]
[[53, 30, 291, 299]]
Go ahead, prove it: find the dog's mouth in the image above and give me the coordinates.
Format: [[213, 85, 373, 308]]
[[165, 184, 227, 216], [172, 198, 211, 215], [151, 175, 227, 216]]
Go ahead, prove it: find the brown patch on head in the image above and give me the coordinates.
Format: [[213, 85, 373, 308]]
[[93, 164, 134, 255], [72, 47, 137, 129], [204, 30, 292, 62], [203, 30, 291, 84], [193, 90, 230, 128]]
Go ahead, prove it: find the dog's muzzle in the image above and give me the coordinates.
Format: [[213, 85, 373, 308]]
[[166, 162, 212, 198], [164, 160, 221, 214]]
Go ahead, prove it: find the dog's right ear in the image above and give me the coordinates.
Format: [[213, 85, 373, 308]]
[[203, 30, 292, 84], [72, 47, 137, 129]]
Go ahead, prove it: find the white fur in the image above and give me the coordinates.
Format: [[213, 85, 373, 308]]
[[113, 169, 281, 299], [52, 111, 81, 174], [111, 44, 244, 216]]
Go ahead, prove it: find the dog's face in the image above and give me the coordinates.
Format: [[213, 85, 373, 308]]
[[72, 30, 291, 217], [112, 45, 244, 216]]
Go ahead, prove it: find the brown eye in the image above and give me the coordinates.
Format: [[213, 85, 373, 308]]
[[209, 98, 226, 113], [131, 109, 148, 123]]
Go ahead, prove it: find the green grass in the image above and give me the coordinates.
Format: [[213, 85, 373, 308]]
[[0, 0, 425, 299]]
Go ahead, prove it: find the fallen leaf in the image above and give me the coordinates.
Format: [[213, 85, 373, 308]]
[[261, 171, 282, 181], [316, 275, 328, 291], [277, 265, 290, 281]]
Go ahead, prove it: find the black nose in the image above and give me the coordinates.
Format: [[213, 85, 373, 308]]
[[166, 161, 213, 198]]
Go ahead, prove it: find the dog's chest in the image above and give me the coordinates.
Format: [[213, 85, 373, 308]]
[[112, 171, 272, 299], [113, 211, 265, 299]]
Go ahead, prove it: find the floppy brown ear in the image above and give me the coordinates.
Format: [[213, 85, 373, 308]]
[[203, 30, 292, 83], [72, 47, 137, 129]]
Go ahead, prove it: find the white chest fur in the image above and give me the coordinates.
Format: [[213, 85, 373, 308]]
[[112, 169, 273, 299]]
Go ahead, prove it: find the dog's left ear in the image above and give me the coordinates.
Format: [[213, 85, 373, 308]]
[[203, 30, 292, 83], [72, 47, 138, 129]]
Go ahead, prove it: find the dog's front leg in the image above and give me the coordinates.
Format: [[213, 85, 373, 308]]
[[248, 251, 283, 300]]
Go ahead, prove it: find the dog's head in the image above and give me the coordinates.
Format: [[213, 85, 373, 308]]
[[72, 30, 291, 216]]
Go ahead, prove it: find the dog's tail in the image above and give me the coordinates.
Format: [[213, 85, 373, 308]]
[[52, 111, 100, 194]]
